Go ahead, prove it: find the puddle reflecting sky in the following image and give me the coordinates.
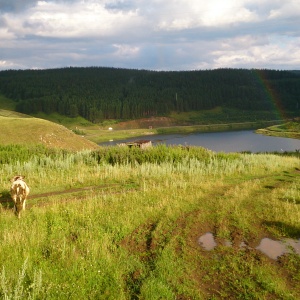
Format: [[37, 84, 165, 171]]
[[256, 238, 300, 259], [198, 233, 300, 260], [198, 232, 217, 251]]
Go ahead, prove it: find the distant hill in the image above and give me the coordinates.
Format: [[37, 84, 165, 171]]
[[0, 114, 99, 151], [0, 67, 299, 123]]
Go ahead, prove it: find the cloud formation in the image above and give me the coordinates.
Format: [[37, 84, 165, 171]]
[[0, 0, 300, 70]]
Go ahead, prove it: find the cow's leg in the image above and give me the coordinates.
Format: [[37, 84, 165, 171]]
[[15, 196, 22, 218], [12, 195, 17, 214]]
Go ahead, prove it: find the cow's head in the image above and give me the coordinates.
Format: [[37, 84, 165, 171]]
[[11, 175, 25, 183]]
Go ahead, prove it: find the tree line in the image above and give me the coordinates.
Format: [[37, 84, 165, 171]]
[[0, 67, 299, 122]]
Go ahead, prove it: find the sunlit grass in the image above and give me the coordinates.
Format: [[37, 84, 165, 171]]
[[0, 146, 300, 299]]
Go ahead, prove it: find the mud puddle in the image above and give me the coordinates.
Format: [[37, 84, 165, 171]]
[[256, 237, 300, 259], [198, 232, 217, 250], [198, 232, 300, 260]]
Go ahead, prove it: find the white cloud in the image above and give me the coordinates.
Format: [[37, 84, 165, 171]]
[[113, 44, 140, 57], [23, 1, 141, 38], [212, 35, 300, 69], [0, 0, 142, 40], [153, 0, 258, 30], [268, 0, 300, 19], [0, 0, 300, 70]]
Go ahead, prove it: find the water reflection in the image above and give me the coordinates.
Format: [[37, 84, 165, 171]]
[[198, 232, 217, 251], [198, 233, 300, 260], [256, 238, 300, 259], [101, 130, 300, 153]]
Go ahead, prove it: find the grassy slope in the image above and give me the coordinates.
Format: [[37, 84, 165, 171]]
[[0, 114, 99, 151]]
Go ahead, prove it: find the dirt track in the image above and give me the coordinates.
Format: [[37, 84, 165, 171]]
[[0, 183, 138, 207]]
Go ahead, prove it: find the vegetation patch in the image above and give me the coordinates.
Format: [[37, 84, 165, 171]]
[[0, 94, 16, 110], [257, 119, 300, 140]]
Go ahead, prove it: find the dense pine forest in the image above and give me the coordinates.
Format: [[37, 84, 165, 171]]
[[0, 67, 299, 122]]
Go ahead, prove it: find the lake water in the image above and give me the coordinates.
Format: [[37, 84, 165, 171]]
[[101, 130, 300, 153]]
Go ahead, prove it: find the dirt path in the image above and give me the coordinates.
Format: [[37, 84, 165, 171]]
[[0, 183, 138, 207]]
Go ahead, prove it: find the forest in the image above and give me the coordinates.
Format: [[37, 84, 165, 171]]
[[0, 67, 299, 122]]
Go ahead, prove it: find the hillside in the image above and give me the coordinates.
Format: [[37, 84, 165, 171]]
[[0, 114, 99, 151], [0, 67, 299, 123]]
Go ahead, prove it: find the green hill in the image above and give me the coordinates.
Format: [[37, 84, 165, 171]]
[[0, 68, 299, 123], [0, 114, 99, 151]]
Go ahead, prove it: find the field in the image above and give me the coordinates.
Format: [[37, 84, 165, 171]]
[[0, 104, 300, 299], [0, 145, 300, 299]]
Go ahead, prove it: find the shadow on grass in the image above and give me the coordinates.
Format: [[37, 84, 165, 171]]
[[0, 190, 14, 210], [263, 221, 300, 239], [264, 185, 276, 190], [279, 197, 300, 205]]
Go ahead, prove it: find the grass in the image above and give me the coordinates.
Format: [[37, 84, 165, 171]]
[[0, 94, 16, 111], [0, 145, 300, 299], [32, 112, 93, 128], [169, 107, 284, 124], [257, 120, 300, 140], [0, 116, 99, 151]]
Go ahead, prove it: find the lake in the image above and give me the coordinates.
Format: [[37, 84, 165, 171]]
[[100, 130, 300, 153]]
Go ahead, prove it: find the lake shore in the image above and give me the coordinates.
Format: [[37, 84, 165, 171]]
[[256, 120, 300, 140], [86, 119, 285, 143], [100, 129, 300, 153]]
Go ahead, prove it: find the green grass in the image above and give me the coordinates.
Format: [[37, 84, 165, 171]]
[[0, 145, 300, 299], [0, 116, 99, 151], [257, 120, 300, 140], [32, 112, 93, 128], [0, 94, 16, 111], [169, 107, 285, 124]]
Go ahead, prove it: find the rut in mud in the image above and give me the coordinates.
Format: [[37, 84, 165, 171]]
[[120, 170, 300, 299]]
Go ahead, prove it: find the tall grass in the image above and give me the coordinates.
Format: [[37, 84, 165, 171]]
[[0, 145, 300, 299], [0, 258, 43, 300]]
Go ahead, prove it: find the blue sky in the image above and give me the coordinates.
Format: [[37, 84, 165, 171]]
[[0, 0, 300, 71]]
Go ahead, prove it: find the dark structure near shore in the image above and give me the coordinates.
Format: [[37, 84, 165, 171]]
[[118, 140, 152, 149]]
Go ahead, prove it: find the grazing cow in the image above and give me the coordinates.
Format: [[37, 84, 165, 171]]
[[10, 175, 30, 218]]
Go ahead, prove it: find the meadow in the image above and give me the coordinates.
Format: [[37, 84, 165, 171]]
[[0, 144, 300, 299]]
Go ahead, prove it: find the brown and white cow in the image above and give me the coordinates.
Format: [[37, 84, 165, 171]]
[[10, 175, 30, 218]]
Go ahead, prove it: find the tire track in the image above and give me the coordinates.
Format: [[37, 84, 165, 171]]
[[0, 182, 138, 206]]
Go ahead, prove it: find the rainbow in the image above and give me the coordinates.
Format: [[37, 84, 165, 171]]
[[252, 69, 288, 120]]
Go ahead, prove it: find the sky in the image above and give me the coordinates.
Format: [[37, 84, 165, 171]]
[[0, 0, 300, 71]]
